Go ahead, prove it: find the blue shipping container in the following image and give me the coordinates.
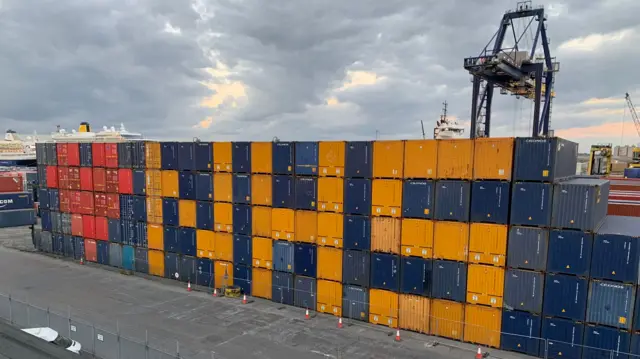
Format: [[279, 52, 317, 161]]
[[161, 142, 179, 170], [500, 309, 541, 356], [164, 252, 180, 279], [625, 168, 640, 179], [370, 253, 400, 291], [234, 264, 252, 295], [63, 235, 74, 257], [470, 180, 510, 224], [402, 180, 434, 219], [52, 234, 63, 254], [120, 219, 135, 246], [39, 232, 52, 253], [119, 195, 134, 221], [47, 189, 60, 211], [179, 256, 196, 283], [232, 174, 251, 204], [163, 226, 179, 253], [294, 243, 316, 277], [179, 228, 196, 256], [233, 234, 252, 265], [118, 142, 133, 168], [294, 276, 316, 310], [97, 240, 109, 265], [504, 269, 545, 313], [507, 226, 549, 271], [345, 141, 373, 178], [343, 215, 371, 251], [0, 193, 34, 211], [273, 240, 294, 273], [79, 143, 93, 167], [135, 248, 148, 273], [41, 210, 52, 231], [196, 258, 213, 287], [136, 222, 147, 247], [434, 180, 471, 222], [547, 229, 593, 276], [232, 142, 251, 173], [233, 204, 251, 235], [132, 142, 146, 169], [343, 250, 370, 287], [583, 325, 630, 359], [195, 173, 213, 201], [272, 271, 294, 305], [38, 189, 50, 209], [543, 274, 588, 321], [122, 245, 135, 271], [132, 169, 146, 196], [272, 175, 295, 208], [295, 177, 317, 210], [342, 285, 369, 321], [179, 171, 196, 200], [344, 179, 371, 216], [194, 142, 213, 172], [400, 257, 432, 296], [542, 317, 584, 359], [431, 260, 467, 302], [132, 195, 146, 222], [635, 288, 640, 331], [592, 216, 640, 284], [510, 182, 553, 227], [178, 142, 195, 171], [196, 201, 213, 230], [552, 178, 610, 232], [632, 334, 640, 357], [272, 142, 294, 175], [73, 236, 84, 260], [587, 280, 635, 330], [162, 198, 179, 226], [295, 142, 318, 175], [512, 137, 579, 182], [108, 218, 121, 243]]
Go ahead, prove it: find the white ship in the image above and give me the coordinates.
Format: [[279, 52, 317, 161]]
[[51, 122, 144, 142], [0, 131, 38, 166], [433, 101, 465, 139]]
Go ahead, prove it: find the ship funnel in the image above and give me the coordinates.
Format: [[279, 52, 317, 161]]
[[79, 122, 91, 133]]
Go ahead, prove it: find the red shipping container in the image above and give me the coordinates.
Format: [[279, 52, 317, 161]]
[[118, 169, 133, 194], [71, 214, 83, 236], [85, 239, 97, 262], [105, 143, 118, 168], [0, 174, 24, 192], [59, 190, 71, 213], [46, 167, 58, 188], [82, 215, 96, 239], [69, 191, 82, 213], [57, 143, 68, 166], [106, 169, 119, 193], [93, 168, 106, 192], [80, 167, 94, 191], [92, 143, 106, 167], [57, 167, 70, 189], [106, 193, 120, 219], [67, 143, 80, 166], [79, 191, 95, 215], [94, 193, 108, 217], [94, 216, 109, 241], [608, 203, 640, 217], [68, 167, 81, 190]]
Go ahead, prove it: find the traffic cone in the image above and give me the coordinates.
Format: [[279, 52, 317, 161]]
[[79, 257, 84, 265], [242, 294, 247, 304], [475, 347, 483, 359], [212, 288, 217, 297], [337, 317, 343, 329], [187, 281, 192, 292], [305, 309, 310, 320], [395, 329, 401, 342]]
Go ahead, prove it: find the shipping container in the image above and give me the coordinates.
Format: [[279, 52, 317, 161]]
[[178, 142, 195, 171], [371, 217, 401, 254], [400, 257, 432, 296], [116, 142, 131, 169], [635, 288, 640, 332], [231, 142, 251, 173], [504, 269, 545, 313], [47, 143, 58, 166], [0, 193, 33, 211], [194, 201, 212, 230], [94, 216, 108, 241], [272, 271, 294, 305], [343, 285, 369, 321], [343, 215, 371, 251], [132, 169, 145, 196], [433, 221, 469, 262], [82, 215, 96, 239], [370, 253, 400, 291], [473, 138, 514, 180], [62, 235, 73, 257], [163, 226, 179, 253], [318, 141, 345, 177], [373, 141, 404, 179], [160, 142, 178, 170], [295, 177, 317, 210], [582, 325, 630, 359], [96, 240, 109, 265], [252, 236, 272, 269], [213, 173, 232, 202], [144, 197, 161, 225], [500, 309, 541, 356], [317, 280, 341, 316], [58, 167, 69, 190], [232, 174, 251, 204], [41, 210, 52, 231], [542, 317, 584, 359], [510, 182, 553, 226], [547, 229, 593, 276], [131, 142, 145, 169], [513, 137, 578, 182], [552, 178, 610, 231], [177, 171, 195, 200], [85, 239, 97, 262], [250, 142, 272, 174], [345, 141, 373, 178], [92, 168, 106, 193], [293, 210, 316, 244], [233, 234, 252, 265], [400, 218, 433, 259], [232, 204, 251, 235], [507, 226, 549, 271], [0, 209, 36, 228], [195, 258, 213, 287], [251, 174, 272, 206], [295, 142, 318, 175], [402, 180, 434, 219], [272, 175, 294, 208], [178, 200, 196, 228], [79, 167, 93, 191], [467, 264, 504, 307], [252, 267, 272, 299], [51, 212, 62, 233], [73, 236, 84, 260], [136, 221, 147, 247], [37, 166, 47, 188], [179, 228, 197, 256], [470, 181, 510, 224], [148, 249, 164, 277], [104, 169, 118, 193], [344, 178, 371, 216], [434, 180, 471, 222], [104, 143, 118, 168], [294, 276, 316, 310], [371, 179, 402, 217], [343, 250, 370, 287], [467, 223, 507, 266], [315, 246, 342, 282], [132, 195, 146, 222], [134, 247, 148, 273], [119, 195, 134, 220], [109, 243, 123, 268], [71, 213, 83, 236], [403, 140, 437, 179], [591, 216, 640, 284], [162, 198, 178, 226], [464, 305, 502, 348], [122, 220, 137, 245], [587, 280, 635, 329], [543, 273, 588, 322], [178, 256, 196, 283], [196, 229, 215, 259], [430, 299, 464, 340], [272, 142, 294, 175], [92, 143, 105, 167], [369, 289, 398, 328], [214, 261, 234, 288], [61, 212, 72, 234], [437, 139, 473, 180], [213, 202, 233, 233], [214, 232, 233, 262], [147, 224, 163, 250], [432, 260, 467, 302], [317, 212, 343, 248], [317, 177, 343, 213], [159, 170, 178, 198], [193, 173, 213, 202], [164, 252, 180, 279], [397, 295, 430, 334], [213, 142, 232, 172], [194, 142, 212, 171], [144, 169, 161, 197], [250, 206, 270, 239], [271, 208, 294, 241], [294, 243, 316, 277], [46, 166, 58, 188]]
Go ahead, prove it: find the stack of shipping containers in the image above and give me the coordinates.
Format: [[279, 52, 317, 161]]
[[36, 136, 640, 358]]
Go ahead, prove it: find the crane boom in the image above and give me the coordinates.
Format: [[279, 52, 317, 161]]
[[625, 93, 640, 138]]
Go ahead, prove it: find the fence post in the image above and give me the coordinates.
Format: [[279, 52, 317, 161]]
[[544, 338, 549, 359], [67, 305, 72, 338], [145, 329, 149, 359], [47, 307, 50, 327], [8, 294, 12, 324], [117, 320, 121, 359], [92, 323, 96, 355], [26, 298, 31, 327], [610, 350, 615, 359], [176, 340, 180, 359]]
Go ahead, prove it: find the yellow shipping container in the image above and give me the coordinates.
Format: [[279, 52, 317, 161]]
[[196, 229, 215, 259], [317, 280, 342, 317], [473, 137, 514, 181], [399, 295, 430, 334], [372, 179, 402, 217], [214, 261, 234, 288], [403, 140, 438, 179], [148, 249, 165, 277], [317, 247, 342, 282], [147, 224, 164, 251], [179, 200, 196, 228], [401, 218, 434, 258], [271, 208, 294, 241], [214, 232, 233, 262], [433, 221, 469, 262], [318, 177, 343, 213], [437, 139, 474, 179], [213, 142, 232, 172], [214, 202, 233, 233], [369, 289, 399, 328], [430, 299, 464, 340], [469, 223, 507, 266], [373, 141, 404, 179], [213, 173, 232, 202], [251, 142, 272, 174], [252, 206, 271, 238], [252, 268, 272, 299], [252, 236, 272, 269], [145, 170, 162, 197], [319, 141, 345, 177], [145, 142, 161, 169], [371, 217, 401, 254], [295, 210, 317, 243], [251, 174, 272, 206], [317, 213, 343, 248], [146, 197, 163, 224], [467, 264, 504, 308], [464, 305, 502, 348], [161, 170, 179, 197]]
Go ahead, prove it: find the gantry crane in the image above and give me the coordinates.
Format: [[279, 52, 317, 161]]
[[625, 93, 640, 168], [463, 1, 559, 138]]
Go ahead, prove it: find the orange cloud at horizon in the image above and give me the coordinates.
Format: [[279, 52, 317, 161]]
[[554, 121, 629, 139]]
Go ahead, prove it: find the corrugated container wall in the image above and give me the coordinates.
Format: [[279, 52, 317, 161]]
[[434, 180, 471, 222], [369, 289, 399, 327], [400, 257, 432, 296], [432, 260, 467, 302], [295, 177, 316, 210], [430, 299, 464, 340], [105, 143, 118, 168], [295, 142, 318, 175], [436, 139, 474, 180], [371, 217, 401, 254], [464, 305, 502, 348], [510, 182, 553, 227], [402, 180, 434, 219], [232, 142, 251, 173], [469, 223, 507, 266], [500, 310, 541, 356], [317, 280, 342, 317], [399, 295, 430, 334], [345, 141, 373, 178], [372, 179, 402, 217], [145, 142, 161, 169], [507, 226, 548, 271], [433, 221, 469, 262], [344, 178, 371, 216], [543, 273, 588, 321], [373, 141, 404, 179], [343, 215, 370, 251], [214, 203, 233, 233], [342, 285, 369, 321], [272, 240, 294, 273], [466, 264, 505, 307], [470, 181, 510, 224], [251, 142, 272, 174], [552, 178, 610, 231], [342, 250, 370, 287], [472, 137, 514, 180], [591, 216, 640, 284], [403, 140, 437, 179], [194, 142, 212, 171], [513, 137, 578, 182], [317, 212, 343, 248], [252, 206, 271, 238], [582, 325, 630, 359], [503, 269, 545, 313], [178, 142, 195, 171], [295, 210, 317, 244], [132, 142, 145, 169], [400, 218, 433, 259], [371, 253, 400, 291], [587, 280, 635, 329], [213, 142, 232, 172], [293, 276, 316, 310], [252, 268, 272, 300], [213, 173, 232, 202], [542, 317, 585, 359], [272, 142, 294, 175], [547, 229, 593, 276], [79, 143, 92, 167], [272, 271, 294, 306], [319, 141, 345, 177], [161, 142, 178, 170], [232, 174, 251, 204], [318, 177, 343, 212], [118, 142, 133, 168], [317, 246, 342, 282]]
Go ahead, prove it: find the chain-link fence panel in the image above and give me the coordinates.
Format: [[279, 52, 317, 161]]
[[10, 299, 29, 328], [0, 294, 9, 321], [94, 327, 119, 359], [119, 335, 148, 359], [148, 346, 180, 359], [69, 318, 96, 354], [48, 311, 69, 337], [26, 305, 49, 328]]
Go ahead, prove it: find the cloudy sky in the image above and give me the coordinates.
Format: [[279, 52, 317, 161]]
[[1, 0, 638, 152]]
